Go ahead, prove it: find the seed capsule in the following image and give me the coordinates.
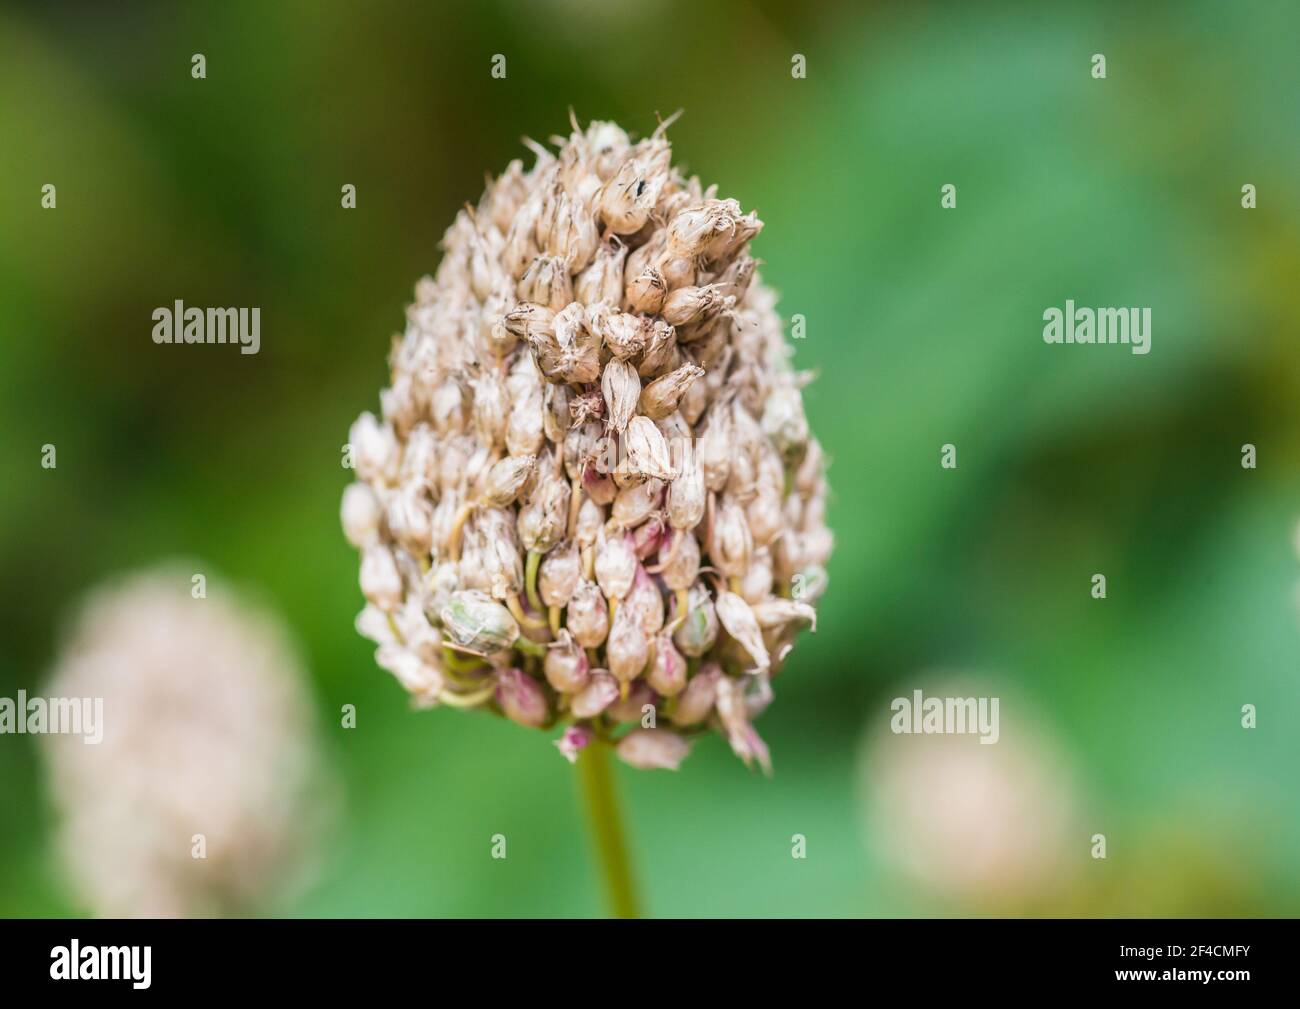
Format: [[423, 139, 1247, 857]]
[[544, 631, 590, 693], [538, 539, 581, 607], [496, 668, 549, 727], [439, 589, 520, 653], [566, 578, 610, 648]]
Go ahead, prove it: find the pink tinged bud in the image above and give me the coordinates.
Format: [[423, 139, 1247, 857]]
[[595, 532, 637, 600], [543, 630, 590, 693], [671, 663, 721, 726], [672, 584, 718, 657], [566, 579, 610, 648], [341, 482, 382, 547], [632, 514, 667, 560], [496, 668, 549, 727], [439, 589, 520, 653], [714, 590, 770, 672], [571, 671, 620, 718], [616, 728, 690, 771], [360, 544, 404, 610], [554, 725, 594, 764], [647, 634, 687, 697], [538, 540, 581, 607], [624, 416, 676, 481], [607, 605, 649, 684], [715, 675, 772, 775], [600, 359, 641, 433]]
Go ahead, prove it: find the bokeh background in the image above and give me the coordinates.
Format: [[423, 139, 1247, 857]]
[[2, 0, 1297, 917]]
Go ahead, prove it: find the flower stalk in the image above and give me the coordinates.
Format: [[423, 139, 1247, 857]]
[[576, 741, 639, 919]]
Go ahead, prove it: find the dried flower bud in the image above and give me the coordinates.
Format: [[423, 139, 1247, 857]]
[[714, 589, 770, 672], [603, 312, 651, 361], [715, 674, 771, 774], [639, 362, 705, 420], [751, 598, 818, 633], [600, 359, 641, 433], [662, 284, 728, 327], [600, 155, 665, 234], [483, 454, 536, 506], [575, 240, 627, 305], [626, 266, 667, 315], [624, 416, 675, 481]]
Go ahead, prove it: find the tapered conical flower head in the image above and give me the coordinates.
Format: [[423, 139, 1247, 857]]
[[343, 115, 831, 771]]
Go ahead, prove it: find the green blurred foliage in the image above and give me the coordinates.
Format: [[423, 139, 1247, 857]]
[[0, 0, 1296, 916]]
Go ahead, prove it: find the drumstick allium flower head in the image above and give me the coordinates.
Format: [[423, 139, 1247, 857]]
[[343, 114, 831, 772]]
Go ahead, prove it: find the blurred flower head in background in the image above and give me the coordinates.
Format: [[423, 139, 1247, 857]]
[[342, 115, 830, 772], [859, 679, 1079, 913], [41, 565, 333, 918]]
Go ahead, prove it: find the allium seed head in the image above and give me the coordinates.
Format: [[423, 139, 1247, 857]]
[[343, 115, 831, 770]]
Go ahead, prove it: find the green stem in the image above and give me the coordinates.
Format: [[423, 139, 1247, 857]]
[[576, 741, 639, 919]]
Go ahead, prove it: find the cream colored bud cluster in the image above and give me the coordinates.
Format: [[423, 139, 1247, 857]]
[[41, 566, 329, 917], [343, 114, 831, 772]]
